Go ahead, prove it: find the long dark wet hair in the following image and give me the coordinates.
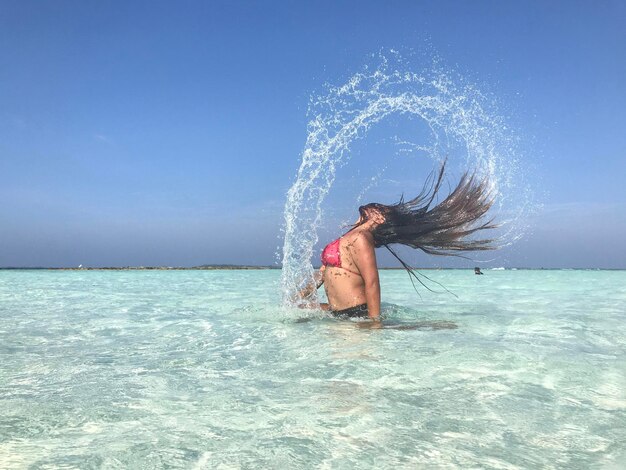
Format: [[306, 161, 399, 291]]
[[358, 160, 498, 295]]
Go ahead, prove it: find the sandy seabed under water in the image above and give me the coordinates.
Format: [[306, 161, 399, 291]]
[[1, 269, 625, 468]]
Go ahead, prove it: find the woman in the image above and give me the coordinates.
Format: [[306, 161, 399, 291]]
[[304, 161, 497, 321]]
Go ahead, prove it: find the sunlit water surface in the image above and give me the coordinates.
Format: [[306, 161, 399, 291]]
[[1, 269, 625, 469]]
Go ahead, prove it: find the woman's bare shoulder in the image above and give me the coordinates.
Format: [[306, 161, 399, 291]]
[[345, 229, 374, 248]]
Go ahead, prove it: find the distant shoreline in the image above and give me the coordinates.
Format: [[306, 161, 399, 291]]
[[0, 265, 279, 271]]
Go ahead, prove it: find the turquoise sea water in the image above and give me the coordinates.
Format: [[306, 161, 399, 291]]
[[1, 269, 625, 469]]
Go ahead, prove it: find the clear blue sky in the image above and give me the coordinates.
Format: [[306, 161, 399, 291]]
[[1, 1, 625, 268]]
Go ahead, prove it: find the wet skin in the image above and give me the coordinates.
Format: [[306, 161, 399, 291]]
[[320, 207, 385, 321]]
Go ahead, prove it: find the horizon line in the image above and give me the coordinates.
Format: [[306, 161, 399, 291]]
[[1, 266, 625, 271]]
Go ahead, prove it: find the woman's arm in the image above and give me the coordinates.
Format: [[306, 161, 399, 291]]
[[351, 234, 381, 320], [295, 266, 326, 306], [315, 265, 326, 288]]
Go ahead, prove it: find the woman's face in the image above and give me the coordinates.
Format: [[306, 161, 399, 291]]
[[357, 205, 386, 226]]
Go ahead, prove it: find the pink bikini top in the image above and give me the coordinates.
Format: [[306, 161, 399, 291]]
[[321, 238, 360, 276]]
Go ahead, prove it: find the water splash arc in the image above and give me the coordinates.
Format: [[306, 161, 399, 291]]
[[281, 56, 525, 306]]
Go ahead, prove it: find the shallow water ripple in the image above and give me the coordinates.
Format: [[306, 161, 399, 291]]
[[1, 270, 625, 468]]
